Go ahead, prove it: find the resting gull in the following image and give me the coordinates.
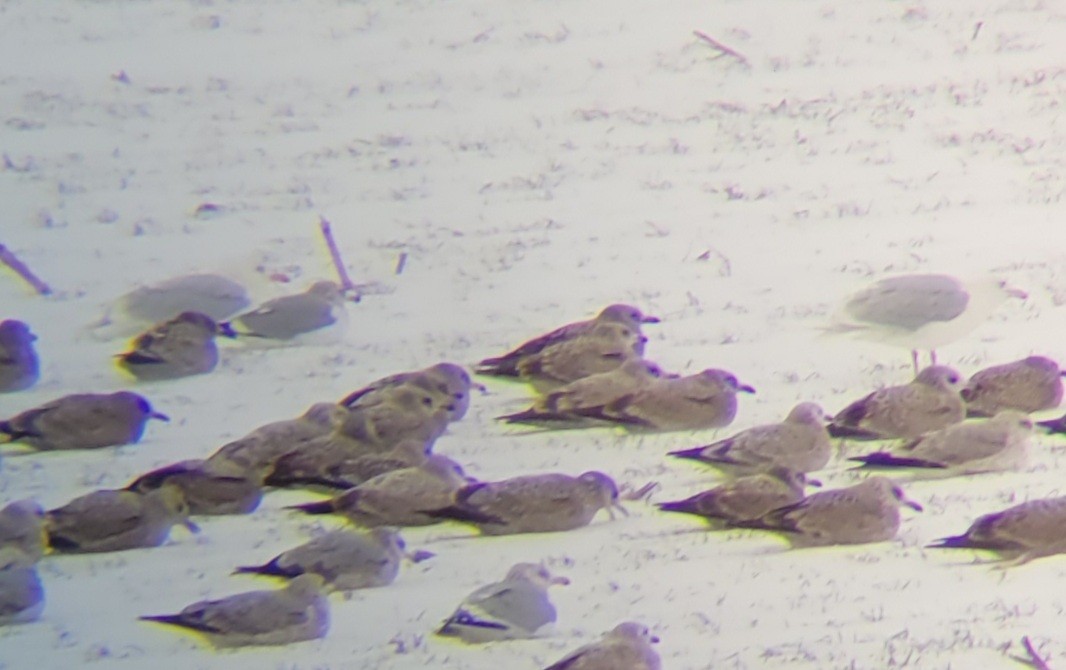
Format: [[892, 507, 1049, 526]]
[[961, 355, 1064, 417], [848, 410, 1032, 476], [731, 476, 922, 547], [544, 621, 661, 670], [829, 365, 965, 440], [0, 320, 38, 393], [927, 495, 1066, 566], [668, 402, 831, 475], [141, 573, 329, 648], [437, 562, 569, 643], [235, 527, 413, 591], [117, 311, 234, 381], [1, 391, 168, 451], [657, 467, 812, 526]]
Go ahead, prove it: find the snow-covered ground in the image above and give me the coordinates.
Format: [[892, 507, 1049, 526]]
[[2, 1, 1066, 668]]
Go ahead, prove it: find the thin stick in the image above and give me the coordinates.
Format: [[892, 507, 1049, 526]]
[[318, 216, 357, 292], [693, 30, 750, 67], [621, 481, 659, 502], [0, 243, 52, 295], [1021, 637, 1052, 670]]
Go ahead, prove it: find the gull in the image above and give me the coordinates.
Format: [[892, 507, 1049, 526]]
[[476, 303, 659, 380], [848, 410, 1032, 475], [140, 573, 329, 648], [340, 362, 478, 423], [206, 402, 350, 479], [117, 311, 234, 381], [827, 273, 1025, 372], [961, 356, 1064, 417], [259, 430, 374, 488], [437, 562, 569, 643], [926, 495, 1066, 566], [235, 527, 413, 591], [335, 386, 451, 452], [94, 273, 250, 337], [422, 471, 624, 536], [657, 467, 811, 526], [509, 322, 650, 391], [829, 365, 965, 440], [544, 621, 661, 670], [732, 476, 923, 547], [45, 486, 198, 553], [574, 369, 755, 432], [0, 547, 44, 626], [127, 458, 263, 515], [0, 391, 169, 451], [497, 359, 667, 424], [287, 454, 472, 528], [264, 438, 428, 490], [0, 320, 38, 393], [0, 500, 46, 562], [668, 402, 831, 475], [222, 280, 350, 341]]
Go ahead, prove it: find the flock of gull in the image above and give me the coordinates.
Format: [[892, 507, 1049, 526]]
[[2, 271, 1066, 668]]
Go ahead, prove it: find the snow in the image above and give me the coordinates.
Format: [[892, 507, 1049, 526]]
[[2, 0, 1066, 668]]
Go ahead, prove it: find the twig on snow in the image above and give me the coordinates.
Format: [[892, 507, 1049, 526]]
[[693, 30, 750, 67], [318, 216, 359, 299], [621, 481, 659, 502], [1013, 636, 1052, 670], [0, 243, 52, 295]]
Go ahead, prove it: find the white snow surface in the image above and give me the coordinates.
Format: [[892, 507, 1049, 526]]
[[2, 1, 1066, 668]]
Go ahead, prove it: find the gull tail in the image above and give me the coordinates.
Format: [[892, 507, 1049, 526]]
[[827, 424, 885, 440], [1037, 415, 1066, 434], [925, 532, 1021, 552], [437, 609, 509, 637], [140, 614, 219, 634], [925, 534, 987, 550], [233, 558, 303, 578], [497, 408, 573, 424], [420, 505, 506, 526], [474, 359, 521, 378], [285, 500, 335, 515], [849, 453, 947, 469], [657, 499, 701, 515]]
